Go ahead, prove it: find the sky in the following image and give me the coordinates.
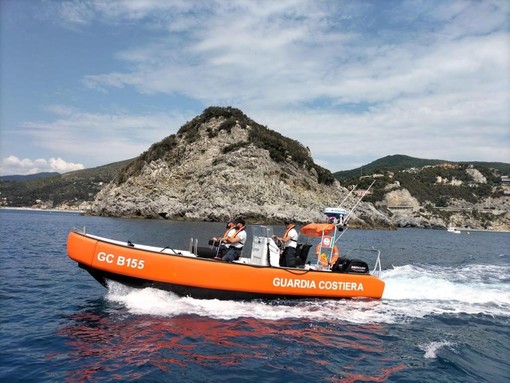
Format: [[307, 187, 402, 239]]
[[1, 0, 509, 176]]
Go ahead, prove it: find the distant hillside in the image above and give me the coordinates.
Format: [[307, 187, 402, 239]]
[[0, 159, 132, 208], [0, 172, 60, 182], [334, 154, 510, 180], [62, 159, 133, 181]]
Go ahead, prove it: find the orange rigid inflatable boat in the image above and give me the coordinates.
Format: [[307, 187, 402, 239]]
[[67, 223, 385, 300]]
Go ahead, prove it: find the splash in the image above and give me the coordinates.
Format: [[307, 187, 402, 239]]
[[106, 282, 384, 322], [380, 264, 510, 320], [419, 341, 453, 359], [105, 263, 510, 323], [383, 264, 510, 304]]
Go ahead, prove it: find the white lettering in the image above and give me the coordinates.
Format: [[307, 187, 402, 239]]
[[272, 277, 364, 292], [319, 281, 364, 291], [96, 252, 145, 269], [272, 278, 316, 289], [97, 251, 114, 263]]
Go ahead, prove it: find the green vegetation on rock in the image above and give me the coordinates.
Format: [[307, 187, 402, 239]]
[[115, 106, 335, 185]]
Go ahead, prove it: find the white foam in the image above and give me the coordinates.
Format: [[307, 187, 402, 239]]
[[105, 282, 394, 323], [420, 341, 453, 359], [104, 262, 510, 324], [376, 264, 510, 322]]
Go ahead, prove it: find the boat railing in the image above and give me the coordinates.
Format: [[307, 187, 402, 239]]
[[189, 238, 199, 255], [343, 247, 382, 277], [72, 226, 87, 234]]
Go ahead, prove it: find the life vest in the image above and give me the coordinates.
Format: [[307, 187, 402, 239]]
[[230, 226, 246, 248], [283, 224, 297, 247], [221, 226, 235, 240]]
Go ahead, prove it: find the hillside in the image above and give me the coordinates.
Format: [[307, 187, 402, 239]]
[[0, 172, 60, 182], [334, 154, 510, 180], [0, 159, 131, 209], [338, 160, 510, 230]]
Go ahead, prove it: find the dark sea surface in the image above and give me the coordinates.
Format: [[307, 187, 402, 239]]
[[1, 209, 509, 383]]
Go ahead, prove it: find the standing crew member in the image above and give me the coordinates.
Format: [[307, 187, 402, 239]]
[[274, 221, 298, 267]]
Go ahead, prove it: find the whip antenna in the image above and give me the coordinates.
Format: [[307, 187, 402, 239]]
[[343, 179, 376, 224]]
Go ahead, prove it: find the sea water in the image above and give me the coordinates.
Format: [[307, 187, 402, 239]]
[[0, 209, 509, 382]]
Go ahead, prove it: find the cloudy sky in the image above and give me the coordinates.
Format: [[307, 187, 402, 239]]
[[1, 0, 509, 176]]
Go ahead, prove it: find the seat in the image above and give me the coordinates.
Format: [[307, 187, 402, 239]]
[[295, 244, 312, 266]]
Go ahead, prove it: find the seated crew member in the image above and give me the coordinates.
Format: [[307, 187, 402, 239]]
[[274, 220, 298, 267], [221, 218, 246, 262], [212, 219, 236, 259]]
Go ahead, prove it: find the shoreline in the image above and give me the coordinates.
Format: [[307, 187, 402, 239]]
[[454, 227, 510, 234], [1, 207, 509, 233], [0, 207, 84, 214]]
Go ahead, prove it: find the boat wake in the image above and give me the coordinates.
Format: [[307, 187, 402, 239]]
[[105, 263, 510, 324], [383, 263, 510, 306]]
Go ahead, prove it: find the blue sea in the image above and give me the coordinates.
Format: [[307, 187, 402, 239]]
[[1, 209, 509, 383]]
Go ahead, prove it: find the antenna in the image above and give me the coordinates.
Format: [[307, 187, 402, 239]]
[[343, 179, 376, 224], [324, 178, 377, 245], [337, 184, 358, 209]]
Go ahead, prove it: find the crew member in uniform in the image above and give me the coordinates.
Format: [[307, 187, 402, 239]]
[[211, 219, 236, 259], [221, 218, 246, 262], [274, 220, 298, 267]]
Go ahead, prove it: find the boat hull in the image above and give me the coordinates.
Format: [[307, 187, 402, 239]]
[[67, 231, 385, 300]]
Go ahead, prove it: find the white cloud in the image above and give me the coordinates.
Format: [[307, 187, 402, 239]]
[[14, 105, 192, 168], [57, 0, 199, 26], [0, 155, 85, 176], [79, 1, 509, 109], [62, 2, 94, 24]]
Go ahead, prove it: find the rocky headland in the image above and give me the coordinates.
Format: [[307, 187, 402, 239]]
[[90, 107, 391, 228]]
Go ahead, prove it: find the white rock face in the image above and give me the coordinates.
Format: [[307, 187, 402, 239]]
[[382, 189, 420, 208], [466, 168, 487, 184]]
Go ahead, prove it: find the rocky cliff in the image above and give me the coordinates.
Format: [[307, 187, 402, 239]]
[[89, 107, 390, 226]]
